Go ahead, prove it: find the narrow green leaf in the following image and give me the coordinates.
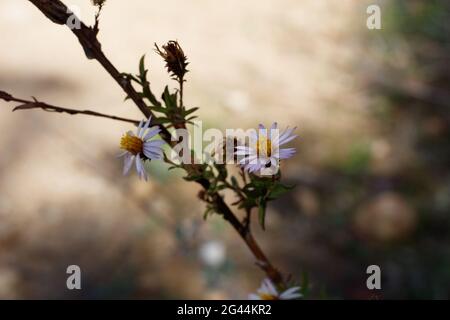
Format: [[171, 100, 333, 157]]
[[203, 207, 214, 220], [151, 117, 171, 124], [149, 106, 167, 113], [139, 55, 147, 79], [258, 200, 267, 230], [231, 176, 239, 188], [183, 107, 199, 116], [162, 86, 178, 109], [268, 183, 295, 200]]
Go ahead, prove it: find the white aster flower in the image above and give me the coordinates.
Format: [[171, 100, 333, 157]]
[[119, 117, 165, 181], [236, 122, 297, 174], [248, 278, 302, 300]]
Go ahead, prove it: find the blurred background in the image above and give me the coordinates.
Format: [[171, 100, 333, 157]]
[[0, 0, 449, 299]]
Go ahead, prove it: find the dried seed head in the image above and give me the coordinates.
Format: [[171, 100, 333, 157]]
[[155, 41, 189, 81]]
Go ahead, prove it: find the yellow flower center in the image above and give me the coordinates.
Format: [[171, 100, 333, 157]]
[[120, 133, 143, 155], [257, 136, 272, 158], [259, 293, 278, 300]]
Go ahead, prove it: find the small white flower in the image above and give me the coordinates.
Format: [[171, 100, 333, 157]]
[[236, 122, 297, 174], [249, 278, 302, 300], [199, 241, 226, 267], [119, 117, 165, 181]]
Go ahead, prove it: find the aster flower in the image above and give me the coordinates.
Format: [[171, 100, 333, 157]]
[[249, 278, 302, 300], [235, 122, 297, 174], [119, 117, 165, 181]]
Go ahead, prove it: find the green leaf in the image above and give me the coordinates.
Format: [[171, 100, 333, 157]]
[[139, 55, 147, 79], [203, 207, 214, 220], [231, 176, 239, 188], [183, 173, 203, 182], [162, 86, 178, 110], [183, 107, 199, 116], [258, 200, 267, 230], [268, 183, 295, 200], [216, 184, 227, 191], [215, 164, 228, 180], [151, 117, 171, 125], [135, 55, 162, 107], [143, 84, 161, 107], [122, 73, 140, 84], [149, 106, 167, 113]]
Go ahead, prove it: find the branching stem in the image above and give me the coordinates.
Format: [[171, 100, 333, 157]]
[[22, 0, 285, 287], [0, 92, 140, 125]]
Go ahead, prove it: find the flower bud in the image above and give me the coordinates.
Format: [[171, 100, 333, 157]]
[[155, 41, 189, 81]]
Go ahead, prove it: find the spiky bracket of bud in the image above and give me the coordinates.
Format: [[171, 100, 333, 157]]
[[155, 41, 189, 83]]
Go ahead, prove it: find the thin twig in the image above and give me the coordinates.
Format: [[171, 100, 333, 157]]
[[0, 91, 140, 125]]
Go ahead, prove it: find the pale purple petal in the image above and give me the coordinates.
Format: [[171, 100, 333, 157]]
[[146, 140, 166, 147], [139, 117, 152, 138], [270, 122, 278, 131], [278, 127, 296, 143], [143, 127, 161, 141], [235, 150, 251, 156], [136, 120, 144, 136], [123, 154, 134, 175], [262, 279, 278, 296], [244, 163, 255, 172], [246, 162, 262, 173], [279, 148, 296, 159], [143, 150, 162, 160], [135, 156, 148, 181], [279, 134, 298, 146], [143, 140, 164, 160], [117, 151, 128, 158], [269, 122, 278, 139], [239, 155, 257, 164], [270, 157, 278, 167], [279, 287, 302, 300], [236, 146, 251, 150], [143, 145, 164, 154]]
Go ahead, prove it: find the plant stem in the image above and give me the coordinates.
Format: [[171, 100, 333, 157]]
[[0, 92, 140, 125], [26, 0, 285, 286], [179, 77, 184, 111]]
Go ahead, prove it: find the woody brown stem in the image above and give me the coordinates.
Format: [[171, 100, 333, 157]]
[[26, 0, 285, 286], [0, 91, 140, 125]]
